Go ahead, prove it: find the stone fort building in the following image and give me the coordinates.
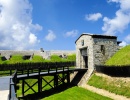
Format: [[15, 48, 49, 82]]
[[72, 33, 121, 86], [75, 33, 121, 70]]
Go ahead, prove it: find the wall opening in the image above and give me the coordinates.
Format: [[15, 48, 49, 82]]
[[101, 45, 105, 55], [83, 56, 88, 68], [80, 47, 88, 68]]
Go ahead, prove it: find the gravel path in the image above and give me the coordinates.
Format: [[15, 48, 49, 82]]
[[82, 84, 130, 100]]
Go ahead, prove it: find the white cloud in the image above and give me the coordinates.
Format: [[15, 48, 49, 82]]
[[119, 41, 127, 47], [65, 30, 78, 37], [29, 33, 38, 44], [85, 13, 102, 21], [102, 0, 130, 35], [45, 30, 56, 41], [0, 0, 42, 50]]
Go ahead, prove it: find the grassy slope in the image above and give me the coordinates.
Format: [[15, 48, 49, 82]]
[[43, 86, 112, 100], [88, 74, 130, 98], [105, 45, 130, 65], [0, 54, 76, 64]]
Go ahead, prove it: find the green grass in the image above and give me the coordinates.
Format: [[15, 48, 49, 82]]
[[17, 83, 112, 100], [16, 75, 112, 100], [43, 86, 112, 100], [0, 54, 76, 64], [67, 54, 76, 61], [17, 76, 55, 97], [31, 55, 44, 62], [105, 45, 130, 66], [88, 73, 130, 98]]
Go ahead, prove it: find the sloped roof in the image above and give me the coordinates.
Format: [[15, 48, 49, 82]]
[[75, 33, 117, 43]]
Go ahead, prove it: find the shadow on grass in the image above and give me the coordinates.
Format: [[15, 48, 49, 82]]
[[18, 84, 75, 100]]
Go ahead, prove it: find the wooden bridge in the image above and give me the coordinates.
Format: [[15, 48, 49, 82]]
[[0, 62, 87, 100]]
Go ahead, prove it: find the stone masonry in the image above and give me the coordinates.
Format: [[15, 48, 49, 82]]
[[0, 50, 75, 60], [75, 33, 120, 69], [71, 33, 121, 86]]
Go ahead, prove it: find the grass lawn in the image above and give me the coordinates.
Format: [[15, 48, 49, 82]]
[[17, 84, 112, 100], [16, 75, 112, 100], [43, 86, 112, 100], [88, 73, 130, 98]]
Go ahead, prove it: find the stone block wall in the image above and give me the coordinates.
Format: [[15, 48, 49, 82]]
[[76, 35, 94, 69], [93, 38, 117, 65], [75, 33, 119, 70], [0, 50, 76, 60]]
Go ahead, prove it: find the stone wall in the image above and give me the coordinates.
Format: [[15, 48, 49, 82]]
[[93, 38, 117, 65], [75, 35, 94, 69], [0, 50, 76, 60], [75, 34, 119, 70]]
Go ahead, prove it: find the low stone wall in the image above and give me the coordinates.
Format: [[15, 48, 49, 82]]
[[0, 50, 76, 60]]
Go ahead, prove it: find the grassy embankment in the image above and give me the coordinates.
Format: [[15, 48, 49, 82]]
[[5, 54, 112, 100], [88, 45, 130, 98], [105, 45, 130, 66], [0, 54, 76, 76], [0, 54, 76, 64], [88, 74, 130, 98], [0, 54, 113, 100]]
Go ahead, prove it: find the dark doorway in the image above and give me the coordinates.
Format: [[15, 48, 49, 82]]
[[83, 56, 88, 68]]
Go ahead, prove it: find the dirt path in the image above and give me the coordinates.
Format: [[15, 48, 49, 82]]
[[81, 72, 130, 100], [82, 84, 130, 100]]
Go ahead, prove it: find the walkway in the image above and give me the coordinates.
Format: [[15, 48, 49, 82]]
[[82, 84, 130, 100], [0, 76, 11, 100]]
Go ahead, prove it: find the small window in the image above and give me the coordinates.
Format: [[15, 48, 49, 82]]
[[101, 45, 105, 55], [81, 40, 84, 46]]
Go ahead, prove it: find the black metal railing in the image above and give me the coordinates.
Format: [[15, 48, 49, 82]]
[[9, 70, 18, 100]]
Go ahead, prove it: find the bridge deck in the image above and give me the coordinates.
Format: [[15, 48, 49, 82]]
[[17, 68, 87, 79], [0, 76, 11, 100]]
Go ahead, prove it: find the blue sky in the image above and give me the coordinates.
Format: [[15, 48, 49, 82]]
[[0, 0, 130, 50]]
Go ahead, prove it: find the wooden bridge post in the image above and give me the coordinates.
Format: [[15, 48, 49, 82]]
[[22, 79, 25, 97], [38, 76, 42, 93], [54, 74, 58, 88], [67, 72, 70, 84]]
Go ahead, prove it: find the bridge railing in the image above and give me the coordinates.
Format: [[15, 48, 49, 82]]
[[9, 70, 18, 100], [7, 62, 75, 99], [16, 62, 76, 75], [0, 61, 76, 76]]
